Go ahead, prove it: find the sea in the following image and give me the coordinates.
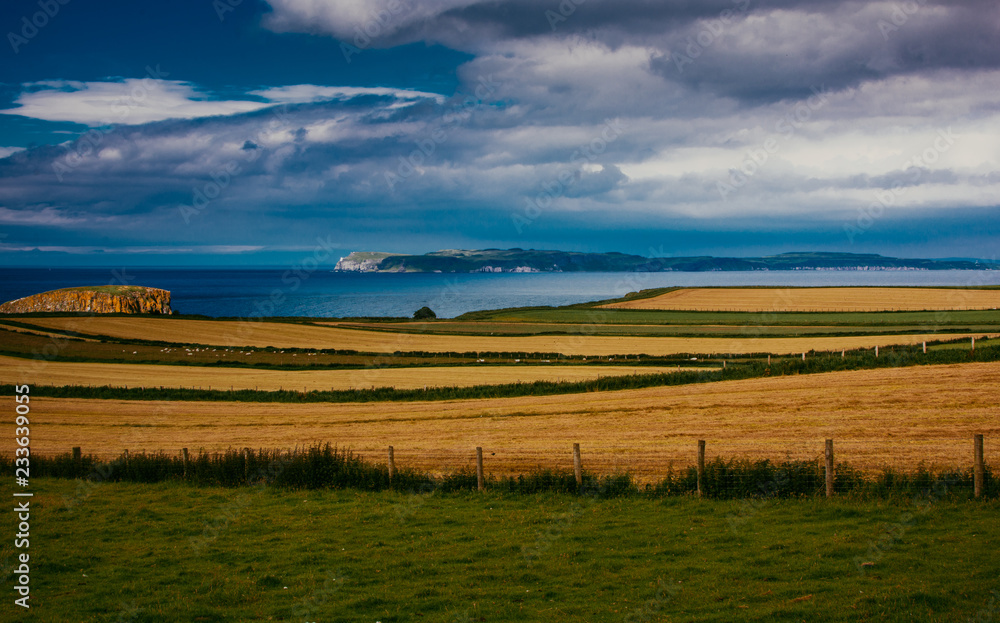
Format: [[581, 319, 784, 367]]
[[2, 268, 999, 319]]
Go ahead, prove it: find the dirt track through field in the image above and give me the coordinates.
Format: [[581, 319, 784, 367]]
[[602, 287, 1000, 312], [0, 355, 694, 391], [26, 362, 1000, 481], [19, 317, 993, 357]]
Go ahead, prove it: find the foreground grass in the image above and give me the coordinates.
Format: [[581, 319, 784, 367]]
[[4, 480, 999, 622]]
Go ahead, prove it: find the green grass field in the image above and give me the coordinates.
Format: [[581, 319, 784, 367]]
[[6, 480, 999, 622], [331, 320, 1000, 338], [460, 306, 1000, 328]]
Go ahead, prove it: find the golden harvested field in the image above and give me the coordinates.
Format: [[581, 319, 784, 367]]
[[19, 316, 993, 356], [0, 321, 100, 341], [602, 287, 1000, 312], [0, 355, 694, 391], [28, 362, 1000, 480]]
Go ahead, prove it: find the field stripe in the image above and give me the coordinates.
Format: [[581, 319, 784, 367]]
[[27, 361, 1000, 479], [0, 355, 695, 391], [19, 317, 996, 356], [602, 287, 1000, 312]]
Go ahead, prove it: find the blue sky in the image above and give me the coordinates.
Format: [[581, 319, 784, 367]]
[[1, 0, 998, 266]]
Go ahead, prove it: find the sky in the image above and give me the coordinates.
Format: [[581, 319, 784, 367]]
[[0, 0, 998, 266]]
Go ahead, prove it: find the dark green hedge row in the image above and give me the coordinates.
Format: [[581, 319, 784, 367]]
[[2, 340, 996, 404]]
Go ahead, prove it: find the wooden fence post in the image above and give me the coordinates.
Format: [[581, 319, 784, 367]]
[[974, 434, 984, 499], [182, 448, 189, 478], [923, 341, 927, 354], [388, 446, 395, 482], [875, 345, 879, 358], [243, 448, 250, 482], [72, 446, 81, 466], [697, 440, 706, 498], [573, 443, 582, 486], [825, 439, 835, 498], [476, 447, 485, 492], [123, 449, 129, 469]]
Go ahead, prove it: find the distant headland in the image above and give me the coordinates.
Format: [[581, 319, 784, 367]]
[[334, 250, 998, 274]]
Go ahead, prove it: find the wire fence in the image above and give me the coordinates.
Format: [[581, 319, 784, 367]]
[[8, 436, 995, 499]]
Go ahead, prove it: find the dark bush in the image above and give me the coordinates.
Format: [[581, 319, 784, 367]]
[[413, 306, 437, 319]]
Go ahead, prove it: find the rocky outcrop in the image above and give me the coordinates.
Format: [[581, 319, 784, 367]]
[[0, 286, 172, 314]]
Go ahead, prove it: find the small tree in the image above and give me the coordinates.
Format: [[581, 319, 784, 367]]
[[413, 306, 437, 320]]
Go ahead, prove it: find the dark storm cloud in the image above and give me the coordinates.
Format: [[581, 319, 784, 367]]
[[267, 0, 1000, 104], [649, 0, 1000, 102], [3, 0, 1000, 261]]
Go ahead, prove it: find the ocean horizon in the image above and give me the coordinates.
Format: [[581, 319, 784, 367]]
[[3, 267, 999, 319]]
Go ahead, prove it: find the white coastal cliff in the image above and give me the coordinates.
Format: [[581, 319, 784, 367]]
[[334, 252, 401, 272]]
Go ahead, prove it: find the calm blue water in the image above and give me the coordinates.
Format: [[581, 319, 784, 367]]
[[2, 268, 999, 318]]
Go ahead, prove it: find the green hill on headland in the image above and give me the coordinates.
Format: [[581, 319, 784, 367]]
[[333, 249, 998, 273]]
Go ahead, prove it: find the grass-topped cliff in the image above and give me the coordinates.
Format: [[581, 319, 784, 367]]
[[0, 285, 172, 314]]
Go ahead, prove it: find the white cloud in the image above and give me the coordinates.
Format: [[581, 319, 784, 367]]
[[4, 0, 1000, 251], [262, 0, 474, 42], [0, 80, 445, 127], [0, 243, 265, 254], [1, 80, 270, 126], [0, 147, 26, 159], [250, 85, 444, 105], [0, 206, 92, 226]]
